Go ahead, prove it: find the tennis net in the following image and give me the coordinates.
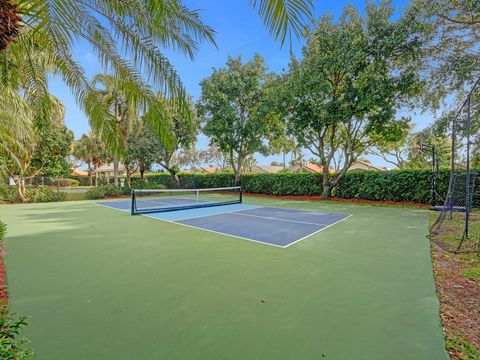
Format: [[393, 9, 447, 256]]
[[131, 186, 242, 214]]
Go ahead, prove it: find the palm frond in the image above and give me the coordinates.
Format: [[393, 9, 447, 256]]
[[251, 0, 314, 46]]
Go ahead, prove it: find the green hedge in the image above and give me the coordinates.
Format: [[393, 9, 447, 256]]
[[84, 185, 131, 200], [132, 170, 480, 205], [0, 186, 67, 203]]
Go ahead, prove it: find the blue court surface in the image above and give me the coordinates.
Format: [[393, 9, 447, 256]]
[[97, 200, 351, 248]]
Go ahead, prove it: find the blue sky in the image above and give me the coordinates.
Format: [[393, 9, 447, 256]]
[[49, 0, 435, 168]]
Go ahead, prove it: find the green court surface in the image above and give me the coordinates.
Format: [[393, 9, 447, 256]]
[[1, 198, 448, 359]]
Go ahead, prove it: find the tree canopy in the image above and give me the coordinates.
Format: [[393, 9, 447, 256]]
[[198, 55, 281, 184], [275, 3, 423, 197]]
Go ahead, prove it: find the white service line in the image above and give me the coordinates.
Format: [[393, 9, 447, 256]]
[[282, 214, 353, 248], [231, 212, 331, 226], [141, 213, 285, 249]]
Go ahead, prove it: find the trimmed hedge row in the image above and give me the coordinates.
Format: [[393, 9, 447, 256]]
[[132, 169, 480, 205]]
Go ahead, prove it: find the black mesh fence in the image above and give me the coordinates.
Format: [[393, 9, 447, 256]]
[[430, 77, 480, 254]]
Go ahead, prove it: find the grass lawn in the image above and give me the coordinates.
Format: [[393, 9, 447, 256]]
[[1, 197, 448, 359]]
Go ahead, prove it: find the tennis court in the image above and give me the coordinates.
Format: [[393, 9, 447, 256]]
[[0, 196, 448, 359], [98, 188, 351, 247]]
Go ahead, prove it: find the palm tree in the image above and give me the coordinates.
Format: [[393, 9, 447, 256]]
[[1, 1, 314, 152], [0, 0, 21, 51], [87, 74, 144, 186], [72, 133, 107, 186]]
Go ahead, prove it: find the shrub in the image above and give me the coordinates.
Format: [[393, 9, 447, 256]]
[[130, 180, 167, 190], [68, 175, 91, 186], [242, 173, 322, 196], [85, 185, 131, 200], [26, 187, 67, 203], [0, 186, 66, 203], [52, 178, 79, 187], [0, 307, 33, 360]]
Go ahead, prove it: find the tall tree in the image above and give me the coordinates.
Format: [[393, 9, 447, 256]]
[[87, 74, 142, 186], [0, 92, 65, 201], [278, 3, 423, 198], [198, 55, 280, 184], [72, 133, 108, 186], [147, 98, 198, 185]]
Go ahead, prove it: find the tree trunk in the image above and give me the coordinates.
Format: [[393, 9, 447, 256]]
[[113, 156, 119, 186], [140, 161, 145, 181], [234, 160, 242, 186], [14, 176, 27, 203], [321, 183, 333, 199], [167, 168, 180, 188], [126, 168, 132, 188], [321, 170, 332, 199]]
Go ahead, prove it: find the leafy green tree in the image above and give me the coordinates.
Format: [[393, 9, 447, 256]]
[[123, 123, 160, 185], [0, 92, 64, 201], [124, 99, 198, 186], [405, 0, 480, 108], [369, 118, 412, 169], [278, 3, 422, 198], [148, 98, 198, 185], [31, 125, 74, 178], [198, 55, 280, 184]]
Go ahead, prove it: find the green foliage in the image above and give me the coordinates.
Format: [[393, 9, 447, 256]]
[[31, 125, 73, 177], [405, 0, 480, 107], [133, 169, 479, 205], [445, 334, 480, 360], [275, 2, 422, 197], [0, 186, 66, 203], [68, 176, 92, 186], [198, 55, 282, 183], [336, 170, 441, 204], [84, 185, 131, 200], [461, 267, 480, 282], [130, 180, 166, 190], [0, 307, 33, 360]]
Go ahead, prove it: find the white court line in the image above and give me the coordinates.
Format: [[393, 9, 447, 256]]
[[96, 202, 130, 213], [282, 214, 353, 248], [231, 212, 331, 226], [141, 213, 285, 249], [165, 206, 260, 222]]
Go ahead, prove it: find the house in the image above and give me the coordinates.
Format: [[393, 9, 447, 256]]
[[250, 165, 284, 173], [94, 163, 126, 177], [348, 160, 385, 171], [71, 167, 89, 177], [289, 162, 335, 174], [200, 166, 222, 174]]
